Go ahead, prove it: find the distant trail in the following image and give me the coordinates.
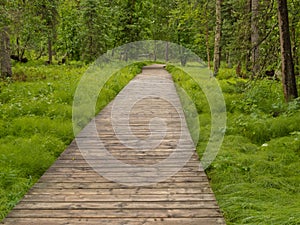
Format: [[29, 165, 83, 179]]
[[2, 64, 225, 225]]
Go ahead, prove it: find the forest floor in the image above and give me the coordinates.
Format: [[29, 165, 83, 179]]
[[169, 65, 300, 225]]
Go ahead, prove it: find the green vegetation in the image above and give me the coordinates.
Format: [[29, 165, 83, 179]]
[[168, 65, 300, 225], [1, 0, 300, 78], [0, 61, 146, 220], [167, 65, 211, 153]]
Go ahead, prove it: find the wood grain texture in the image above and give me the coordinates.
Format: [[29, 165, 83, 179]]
[[1, 64, 225, 225]]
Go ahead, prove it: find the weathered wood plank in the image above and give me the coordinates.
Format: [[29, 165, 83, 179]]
[[51, 161, 203, 168], [41, 170, 207, 177], [7, 209, 222, 218], [2, 218, 226, 225], [13, 201, 219, 210], [36, 176, 210, 183], [22, 194, 217, 202], [26, 186, 213, 194], [33, 182, 211, 189]]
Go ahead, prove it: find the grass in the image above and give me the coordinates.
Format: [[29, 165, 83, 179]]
[[168, 64, 300, 225], [0, 61, 147, 220], [167, 64, 210, 146]]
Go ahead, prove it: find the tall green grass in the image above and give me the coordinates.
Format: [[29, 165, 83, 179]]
[[168, 65, 300, 225], [166, 65, 212, 155]]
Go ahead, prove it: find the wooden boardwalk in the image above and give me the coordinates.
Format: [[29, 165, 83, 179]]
[[2, 65, 225, 225]]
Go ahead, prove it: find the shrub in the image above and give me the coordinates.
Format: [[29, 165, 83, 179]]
[[217, 68, 237, 80]]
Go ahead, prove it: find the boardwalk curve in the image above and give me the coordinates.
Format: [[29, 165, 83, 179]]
[[2, 64, 225, 225]]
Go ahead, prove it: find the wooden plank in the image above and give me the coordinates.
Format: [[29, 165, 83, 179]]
[[56, 155, 201, 162], [7, 209, 222, 218], [33, 182, 211, 189], [41, 170, 207, 177], [27, 187, 213, 195], [22, 194, 217, 202], [36, 176, 209, 183], [51, 161, 203, 168], [13, 201, 219, 210], [2, 218, 226, 225]]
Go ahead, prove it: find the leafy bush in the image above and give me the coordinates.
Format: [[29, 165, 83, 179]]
[[233, 79, 285, 115], [217, 68, 237, 80]]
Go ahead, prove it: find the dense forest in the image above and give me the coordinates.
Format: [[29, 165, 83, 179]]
[[0, 0, 300, 224], [0, 0, 299, 101]]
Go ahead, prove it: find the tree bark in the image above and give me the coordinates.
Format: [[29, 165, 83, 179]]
[[205, 0, 211, 69], [0, 26, 12, 78], [165, 41, 169, 62], [48, 37, 53, 64], [213, 0, 222, 76], [277, 0, 298, 101], [291, 17, 298, 75], [251, 0, 260, 76], [245, 0, 252, 72], [154, 40, 157, 61]]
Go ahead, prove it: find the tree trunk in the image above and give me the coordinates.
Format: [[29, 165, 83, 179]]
[[205, 1, 211, 69], [226, 51, 231, 68], [180, 45, 187, 67], [245, 0, 252, 72], [20, 35, 30, 61], [154, 40, 157, 61], [48, 37, 52, 64], [291, 17, 298, 75], [213, 0, 222, 76], [251, 0, 260, 76], [0, 26, 12, 78], [277, 0, 298, 101], [165, 41, 169, 62]]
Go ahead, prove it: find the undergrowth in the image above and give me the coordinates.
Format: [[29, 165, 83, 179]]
[[0, 61, 146, 220], [169, 65, 300, 225], [166, 64, 212, 155]]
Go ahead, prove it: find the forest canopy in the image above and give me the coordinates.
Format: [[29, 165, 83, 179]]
[[0, 0, 299, 100]]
